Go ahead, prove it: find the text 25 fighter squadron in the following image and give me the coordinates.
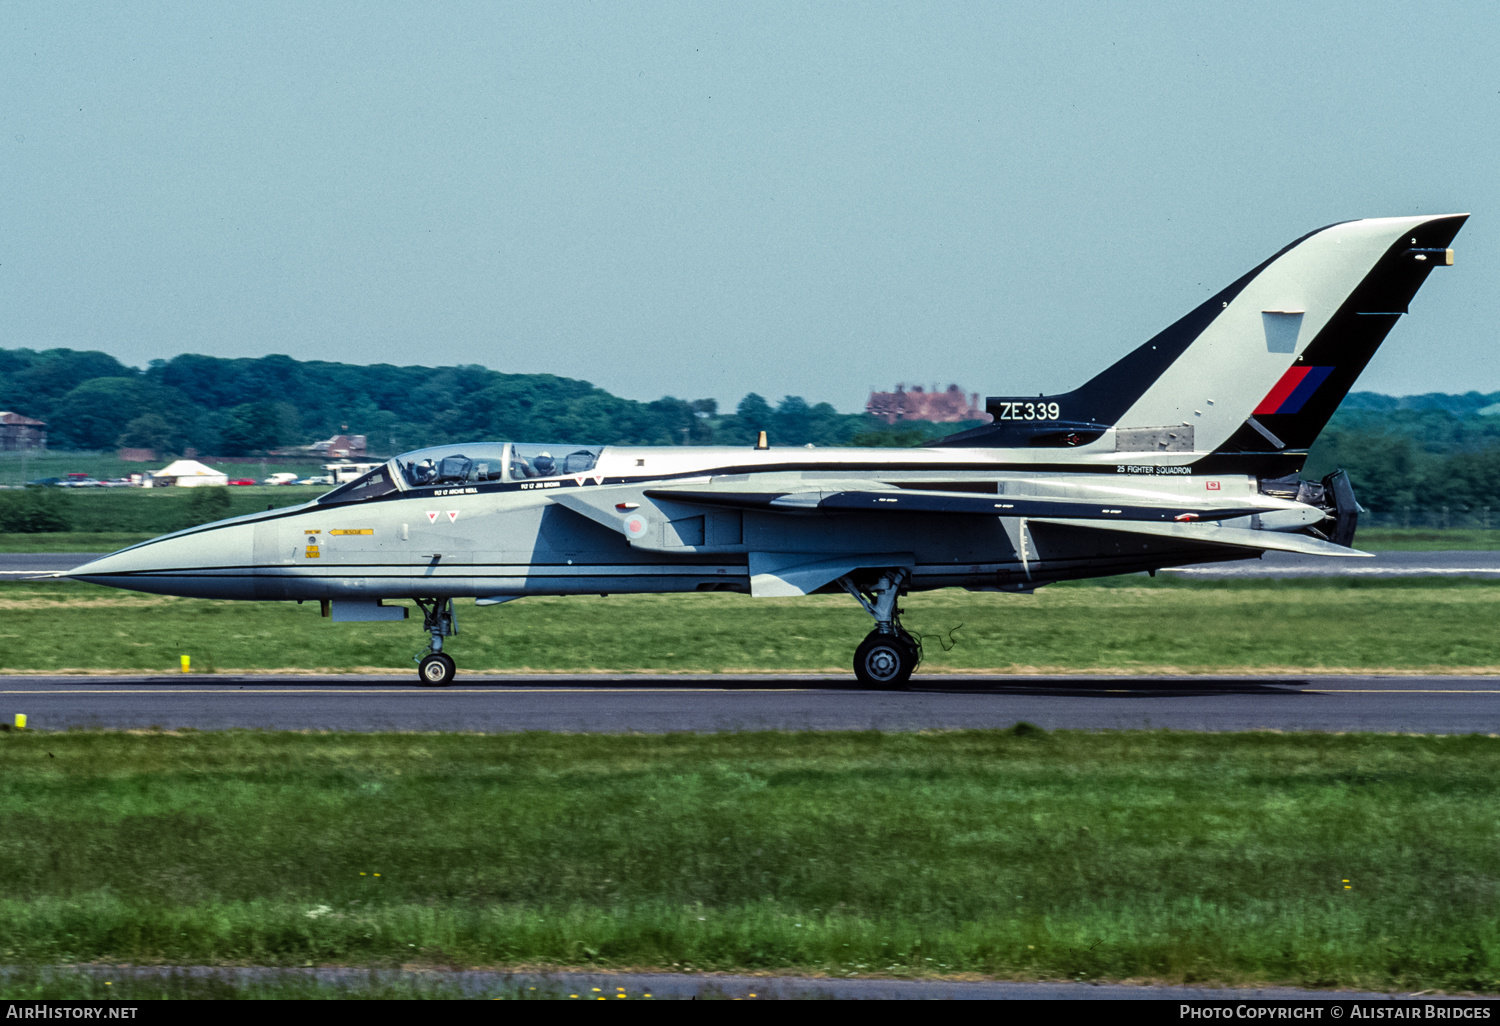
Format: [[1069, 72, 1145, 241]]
[[67, 214, 1467, 686]]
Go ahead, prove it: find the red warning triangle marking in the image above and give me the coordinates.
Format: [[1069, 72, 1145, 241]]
[[426, 511, 439, 524], [446, 510, 459, 523]]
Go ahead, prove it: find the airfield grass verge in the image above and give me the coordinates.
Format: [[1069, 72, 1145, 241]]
[[0, 532, 156, 553], [0, 729, 1497, 992], [6, 577, 1500, 674], [1353, 528, 1500, 551], [0, 967, 581, 1001]]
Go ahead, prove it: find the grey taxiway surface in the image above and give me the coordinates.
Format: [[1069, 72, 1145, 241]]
[[5, 672, 1499, 733]]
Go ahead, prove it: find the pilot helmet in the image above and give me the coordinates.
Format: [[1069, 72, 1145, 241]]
[[533, 451, 557, 474]]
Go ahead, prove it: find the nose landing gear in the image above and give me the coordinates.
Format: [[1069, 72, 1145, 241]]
[[413, 597, 458, 686], [839, 570, 920, 688]]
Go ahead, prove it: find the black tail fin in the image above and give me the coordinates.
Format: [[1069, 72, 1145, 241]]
[[937, 213, 1469, 478], [1198, 214, 1467, 475]]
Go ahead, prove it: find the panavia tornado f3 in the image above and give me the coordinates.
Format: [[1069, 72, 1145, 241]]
[[67, 214, 1468, 686]]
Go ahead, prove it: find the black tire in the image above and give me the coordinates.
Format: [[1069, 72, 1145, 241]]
[[418, 653, 456, 687], [852, 631, 919, 688]]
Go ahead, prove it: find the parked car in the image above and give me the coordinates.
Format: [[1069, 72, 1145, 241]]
[[228, 479, 256, 486], [293, 476, 332, 486], [264, 473, 299, 485]]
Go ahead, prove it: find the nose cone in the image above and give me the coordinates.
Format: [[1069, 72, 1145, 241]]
[[68, 522, 259, 599]]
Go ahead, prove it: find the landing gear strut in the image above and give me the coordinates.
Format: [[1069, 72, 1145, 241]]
[[413, 597, 457, 686], [839, 570, 920, 688]]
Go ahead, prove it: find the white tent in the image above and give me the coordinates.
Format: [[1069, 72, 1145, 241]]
[[150, 459, 229, 487]]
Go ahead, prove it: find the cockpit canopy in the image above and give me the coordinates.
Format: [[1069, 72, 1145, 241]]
[[508, 443, 601, 479], [315, 442, 604, 505], [397, 443, 510, 488]]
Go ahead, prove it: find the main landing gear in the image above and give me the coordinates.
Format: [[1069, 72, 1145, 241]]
[[839, 570, 920, 689], [413, 597, 458, 686]]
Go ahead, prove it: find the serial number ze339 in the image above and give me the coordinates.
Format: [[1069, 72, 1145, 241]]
[[994, 401, 1061, 421]]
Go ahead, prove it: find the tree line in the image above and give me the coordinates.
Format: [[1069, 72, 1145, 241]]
[[1305, 401, 1500, 514], [8, 346, 1500, 512], [0, 348, 976, 456]]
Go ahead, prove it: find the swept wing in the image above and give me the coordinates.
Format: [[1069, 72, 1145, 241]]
[[644, 485, 1270, 523]]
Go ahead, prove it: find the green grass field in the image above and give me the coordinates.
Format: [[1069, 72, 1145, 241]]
[[0, 967, 575, 1001], [0, 451, 331, 488], [1356, 528, 1500, 551], [3, 577, 1500, 674], [52, 486, 324, 534], [0, 487, 324, 545], [0, 729, 1496, 992], [0, 532, 157, 552]]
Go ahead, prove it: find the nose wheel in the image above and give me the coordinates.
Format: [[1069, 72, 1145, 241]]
[[412, 597, 459, 687], [418, 652, 456, 686]]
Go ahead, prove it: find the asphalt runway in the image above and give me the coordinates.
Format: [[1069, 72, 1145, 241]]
[[5, 672, 1500, 733]]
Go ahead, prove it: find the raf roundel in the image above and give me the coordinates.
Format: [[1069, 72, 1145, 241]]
[[623, 513, 649, 538]]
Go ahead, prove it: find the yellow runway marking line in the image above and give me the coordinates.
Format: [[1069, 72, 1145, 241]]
[[0, 687, 811, 696]]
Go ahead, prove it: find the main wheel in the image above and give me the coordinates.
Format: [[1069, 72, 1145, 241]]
[[852, 631, 919, 688], [418, 653, 456, 687]]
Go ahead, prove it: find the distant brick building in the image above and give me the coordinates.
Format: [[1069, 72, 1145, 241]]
[[0, 412, 46, 450], [309, 434, 367, 458], [865, 385, 990, 425]]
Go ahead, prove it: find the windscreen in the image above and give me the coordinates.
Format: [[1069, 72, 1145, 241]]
[[316, 464, 400, 505]]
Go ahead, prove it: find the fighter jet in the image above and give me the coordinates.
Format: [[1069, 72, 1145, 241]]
[[67, 213, 1467, 686]]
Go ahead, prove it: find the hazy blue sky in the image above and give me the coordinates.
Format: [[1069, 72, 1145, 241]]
[[2, 2, 1495, 411]]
